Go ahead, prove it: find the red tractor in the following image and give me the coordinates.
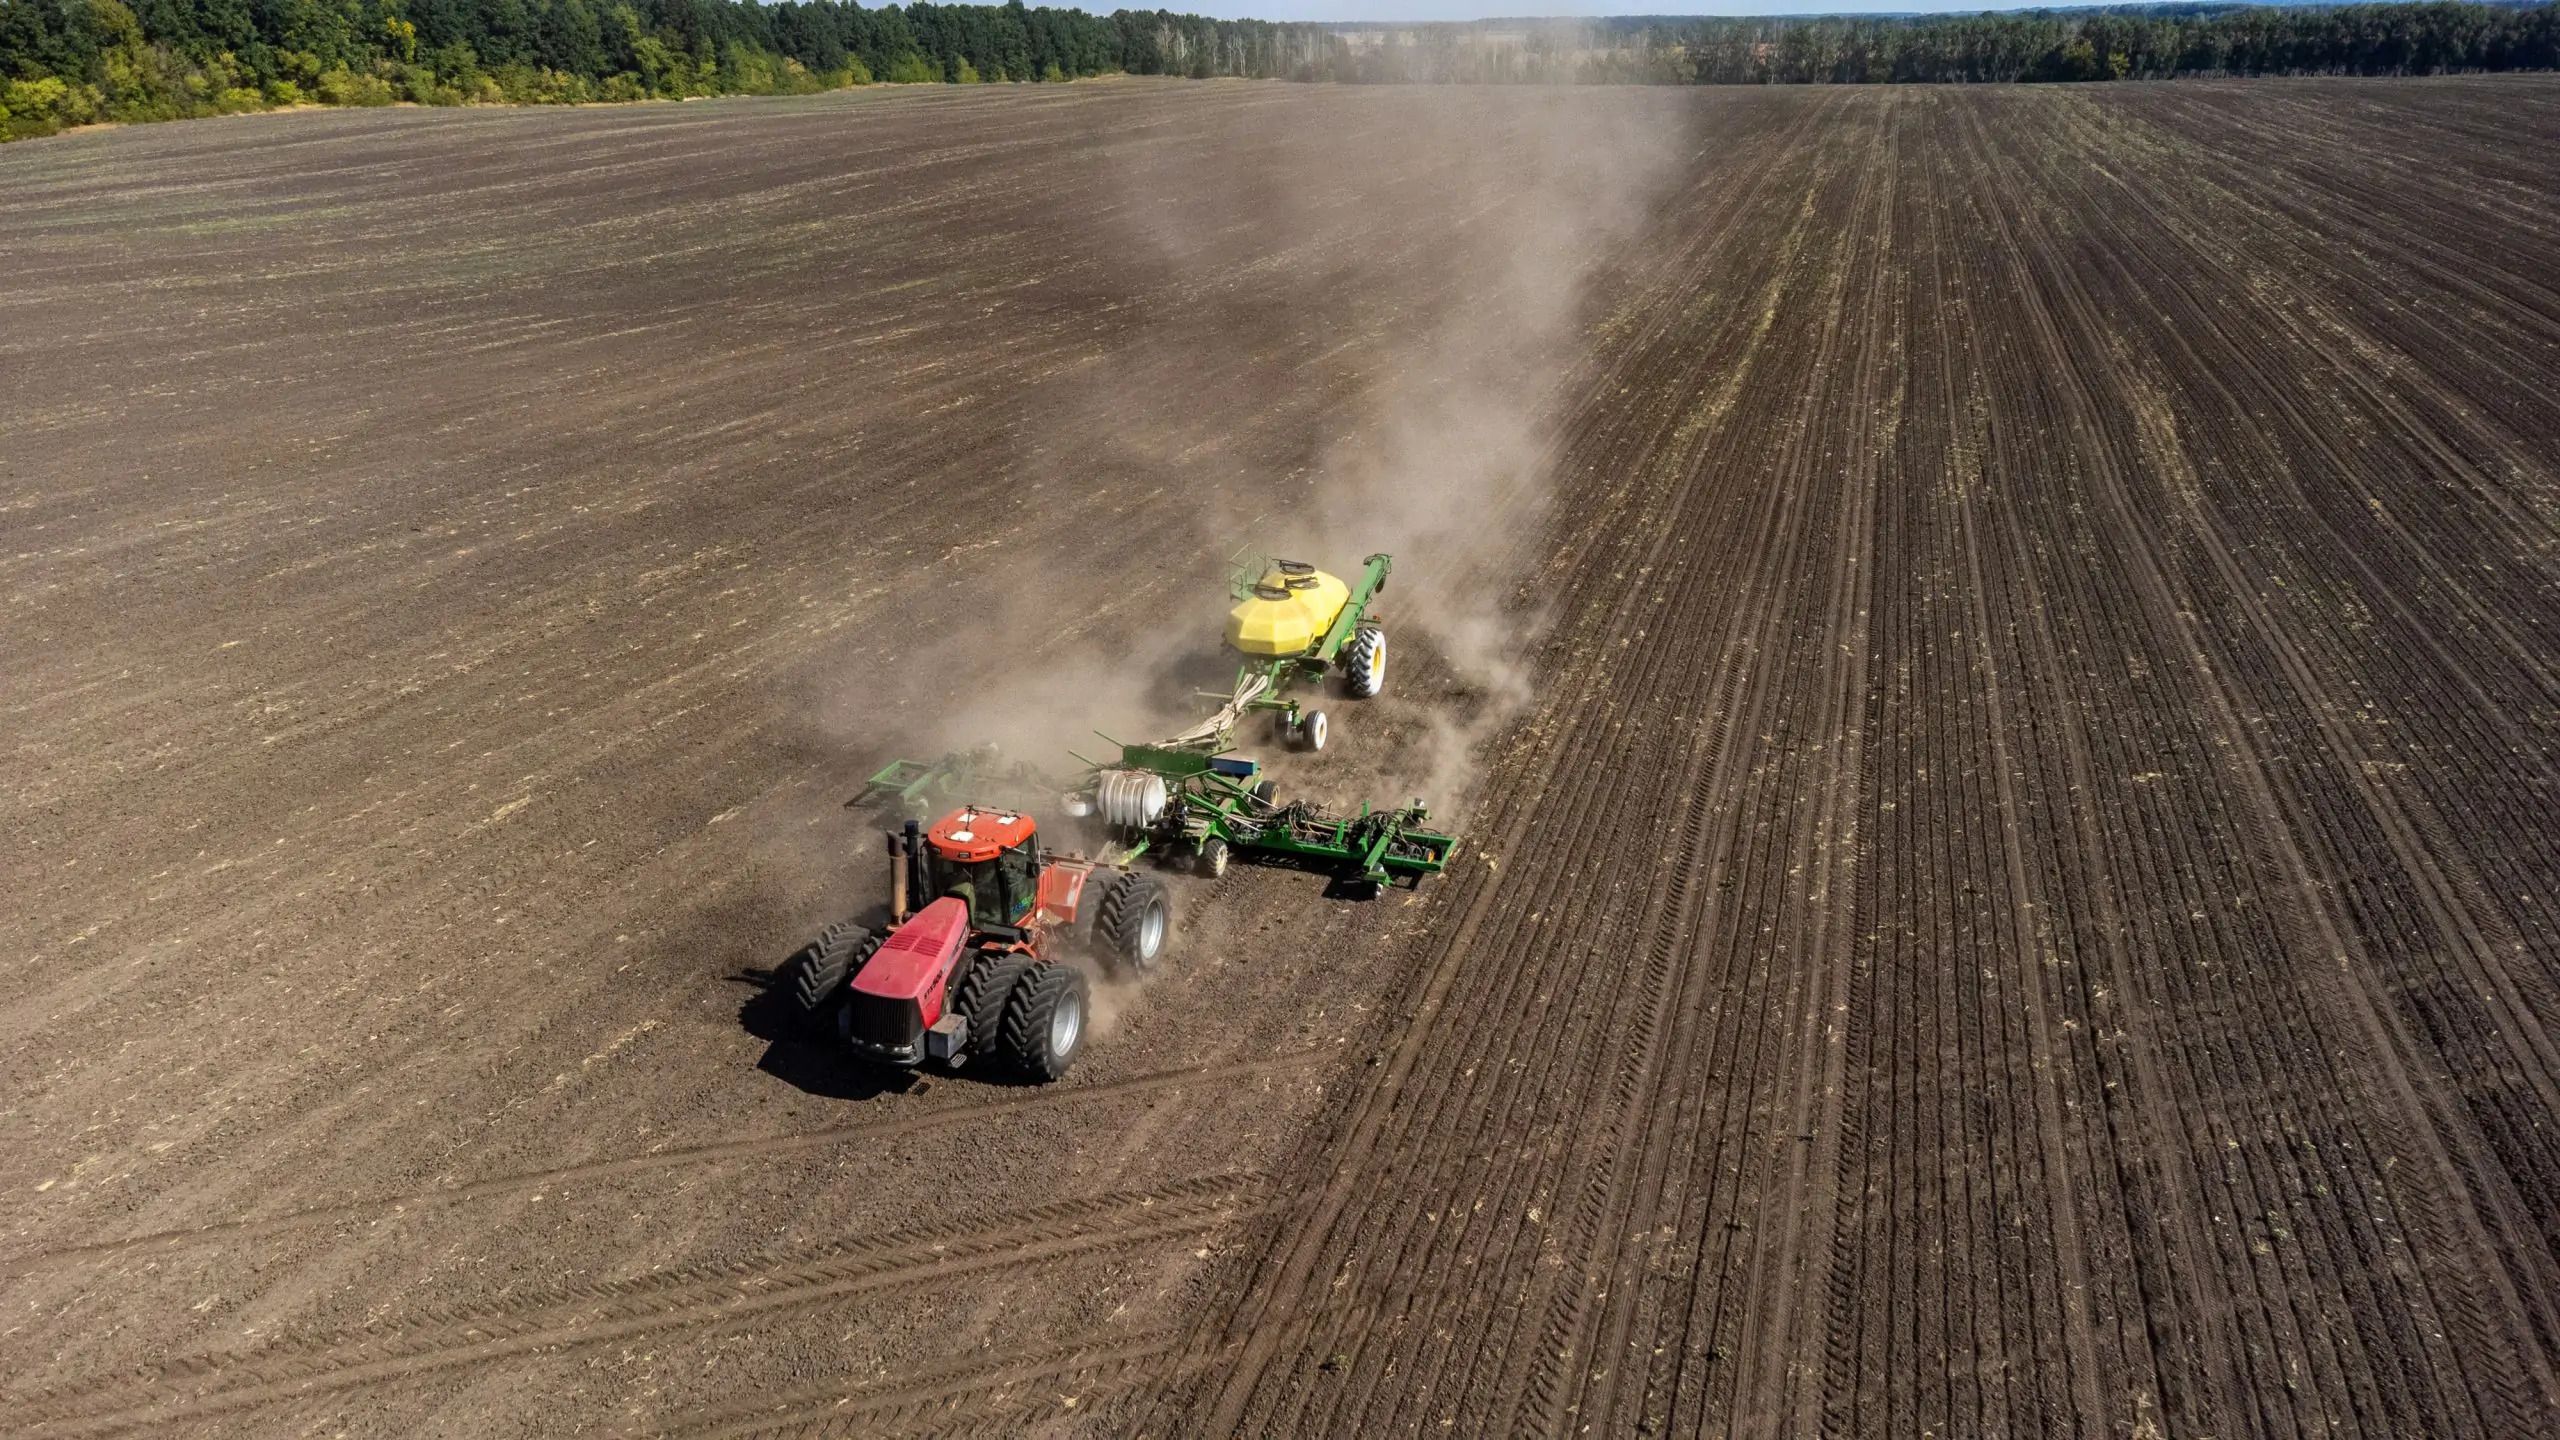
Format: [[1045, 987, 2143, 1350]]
[[776, 805, 1170, 1081]]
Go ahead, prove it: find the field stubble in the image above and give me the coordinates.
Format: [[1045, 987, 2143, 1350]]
[[4, 76, 2559, 1437]]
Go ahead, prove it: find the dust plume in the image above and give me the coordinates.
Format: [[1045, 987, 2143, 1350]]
[[802, 87, 1691, 821], [1194, 88, 1690, 812]]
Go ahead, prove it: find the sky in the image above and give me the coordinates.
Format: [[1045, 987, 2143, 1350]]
[[1190, 0, 2108, 19]]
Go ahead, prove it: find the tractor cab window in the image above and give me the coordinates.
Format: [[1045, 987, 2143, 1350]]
[[998, 843, 1039, 922], [936, 857, 1002, 925], [928, 841, 1038, 928]]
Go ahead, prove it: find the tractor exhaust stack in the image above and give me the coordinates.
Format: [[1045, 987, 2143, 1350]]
[[887, 830, 906, 923], [890, 819, 922, 923]]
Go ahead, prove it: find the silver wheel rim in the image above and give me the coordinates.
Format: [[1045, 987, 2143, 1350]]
[[1139, 902, 1166, 960], [1309, 712, 1328, 750], [1051, 988, 1082, 1056]]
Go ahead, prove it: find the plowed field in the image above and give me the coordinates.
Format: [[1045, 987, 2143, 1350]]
[[6, 76, 2559, 1438]]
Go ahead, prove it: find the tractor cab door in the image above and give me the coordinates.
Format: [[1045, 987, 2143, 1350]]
[[929, 855, 1003, 929], [996, 842, 1040, 926]]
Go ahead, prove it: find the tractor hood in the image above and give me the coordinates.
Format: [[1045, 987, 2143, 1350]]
[[851, 896, 970, 1015]]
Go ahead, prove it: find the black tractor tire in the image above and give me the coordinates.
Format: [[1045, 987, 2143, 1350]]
[[954, 952, 1031, 1062], [1345, 624, 1386, 699], [779, 921, 870, 1035], [1196, 837, 1230, 880], [1094, 871, 1172, 976], [1251, 780, 1277, 806], [999, 962, 1091, 1082]]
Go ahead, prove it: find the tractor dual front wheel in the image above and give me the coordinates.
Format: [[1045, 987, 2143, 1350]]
[[779, 921, 873, 1037]]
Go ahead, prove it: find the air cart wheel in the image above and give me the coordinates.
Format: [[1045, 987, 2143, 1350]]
[[1251, 780, 1277, 806], [999, 962, 1090, 1082], [1345, 624, 1386, 699], [955, 953, 1031, 1062], [780, 921, 871, 1037], [1197, 837, 1230, 879], [1095, 871, 1171, 976], [1295, 709, 1330, 753]]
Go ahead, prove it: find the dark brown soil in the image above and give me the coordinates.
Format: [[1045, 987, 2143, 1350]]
[[5, 76, 2559, 1439]]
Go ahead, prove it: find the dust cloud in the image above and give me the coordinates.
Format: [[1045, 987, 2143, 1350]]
[[1175, 89, 1690, 811], [761, 87, 1689, 1034], [809, 88, 1691, 821]]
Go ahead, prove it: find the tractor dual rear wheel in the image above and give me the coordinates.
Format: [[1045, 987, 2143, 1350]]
[[1094, 871, 1171, 976], [779, 921, 873, 1037], [999, 962, 1090, 1082]]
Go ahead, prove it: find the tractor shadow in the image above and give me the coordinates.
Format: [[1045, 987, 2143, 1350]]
[[733, 928, 1049, 1097], [734, 968, 916, 1101], [732, 928, 937, 1101]]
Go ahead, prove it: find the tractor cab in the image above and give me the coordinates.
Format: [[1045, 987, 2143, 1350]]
[[921, 807, 1040, 928]]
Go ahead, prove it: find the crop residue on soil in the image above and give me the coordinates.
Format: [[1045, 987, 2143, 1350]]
[[4, 76, 2560, 1439]]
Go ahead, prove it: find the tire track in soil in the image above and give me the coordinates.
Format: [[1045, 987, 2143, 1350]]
[[1947, 91, 2560, 1435], [1132, 92, 1905, 1439], [0, 1050, 1327, 1277], [2036, 94, 2560, 1430], [1108, 81, 2560, 1440], [1815, 93, 2119, 1440], [1925, 101, 2263, 1434], [1585, 101, 1885, 1440], [1953, 96, 2357, 1440], [15, 81, 2560, 1439], [7, 1174, 1266, 1437], [1373, 147, 1850, 1435], [1368, 100, 1871, 1440], [1705, 95, 1889, 1440], [635, 1331, 1196, 1438]]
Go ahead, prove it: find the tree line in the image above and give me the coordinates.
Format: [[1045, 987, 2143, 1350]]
[[1367, 2, 2560, 85], [0, 0, 1350, 138], [3, 0, 2554, 142]]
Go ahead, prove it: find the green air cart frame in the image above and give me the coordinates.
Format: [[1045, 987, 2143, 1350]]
[[1181, 551, 1392, 754]]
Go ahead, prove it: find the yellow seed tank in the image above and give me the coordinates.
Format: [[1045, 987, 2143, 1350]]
[[1226, 566, 1351, 657]]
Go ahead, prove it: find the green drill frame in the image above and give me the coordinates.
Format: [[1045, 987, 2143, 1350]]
[[856, 739, 1459, 892], [857, 745, 1043, 819], [1124, 743, 1455, 889]]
